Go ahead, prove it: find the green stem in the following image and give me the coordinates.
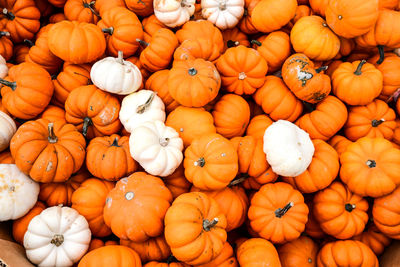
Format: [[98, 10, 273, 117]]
[[102, 27, 114, 35], [376, 45, 385, 65], [24, 39, 34, 47], [83, 1, 100, 18], [315, 66, 328, 73], [82, 117, 92, 137], [136, 39, 149, 47], [354, 60, 366, 76], [251, 40, 262, 46], [2, 8, 15, 20], [203, 218, 219, 231], [111, 137, 120, 147], [0, 79, 16, 90], [275, 202, 294, 218], [195, 157, 205, 167], [371, 119, 384, 127], [0, 31, 10, 37]]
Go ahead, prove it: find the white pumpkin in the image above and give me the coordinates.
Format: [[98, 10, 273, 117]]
[[130, 120, 183, 177], [154, 0, 196, 28], [201, 0, 244, 30], [24, 206, 91, 267], [0, 164, 39, 221], [0, 111, 16, 152], [263, 120, 314, 177], [0, 54, 8, 79], [119, 89, 166, 133], [90, 51, 142, 95]]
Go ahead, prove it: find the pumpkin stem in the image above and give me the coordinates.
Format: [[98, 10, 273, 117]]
[[345, 203, 356, 212], [47, 123, 58, 143], [275, 202, 294, 218], [117, 51, 124, 64], [227, 40, 239, 48], [82, 117, 92, 137], [111, 137, 120, 147], [376, 45, 385, 65], [315, 66, 328, 73], [72, 72, 92, 85], [159, 137, 170, 147], [0, 79, 16, 91], [136, 92, 155, 114], [102, 27, 114, 35], [194, 157, 205, 167], [238, 72, 247, 80], [2, 8, 15, 20], [354, 60, 366, 75], [0, 31, 10, 37], [50, 234, 64, 247], [166, 255, 178, 264], [23, 39, 34, 47], [371, 119, 385, 127], [188, 67, 197, 76], [203, 218, 219, 231], [136, 38, 149, 47], [229, 174, 249, 186], [386, 87, 400, 103], [366, 159, 376, 168], [250, 40, 262, 46], [83, 1, 101, 18]]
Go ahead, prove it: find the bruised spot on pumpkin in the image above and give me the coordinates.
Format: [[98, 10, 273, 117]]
[[310, 92, 326, 101], [46, 161, 53, 172]]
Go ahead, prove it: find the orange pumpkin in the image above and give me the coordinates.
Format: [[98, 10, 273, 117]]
[[222, 28, 249, 51], [196, 242, 238, 267], [48, 13, 67, 23], [0, 150, 13, 164], [88, 239, 119, 251], [12, 43, 29, 64], [120, 235, 171, 263], [353, 224, 392, 255], [277, 236, 318, 267], [78, 245, 142, 267], [173, 38, 221, 63], [40, 105, 67, 124], [393, 119, 400, 146], [287, 4, 314, 29], [305, 199, 325, 239], [125, 0, 153, 17], [142, 14, 166, 43], [237, 238, 281, 267], [0, 31, 13, 61], [373, 185, 400, 239], [309, 0, 328, 16], [162, 165, 191, 199], [145, 70, 179, 113], [245, 114, 273, 139], [64, 0, 100, 23], [94, 0, 126, 16], [238, 0, 259, 34], [329, 135, 353, 156]]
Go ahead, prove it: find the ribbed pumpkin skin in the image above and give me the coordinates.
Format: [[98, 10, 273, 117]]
[[373, 186, 400, 239], [237, 238, 282, 267], [78, 245, 142, 267], [277, 236, 318, 267], [353, 224, 392, 255], [120, 235, 171, 263]]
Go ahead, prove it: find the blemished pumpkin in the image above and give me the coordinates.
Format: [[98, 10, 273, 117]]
[[78, 245, 142, 267], [103, 172, 173, 242], [10, 119, 86, 183], [164, 192, 227, 265], [120, 235, 171, 263], [237, 238, 281, 267], [277, 236, 318, 267], [248, 182, 309, 244], [353, 224, 392, 255], [340, 137, 400, 197], [373, 186, 400, 239]]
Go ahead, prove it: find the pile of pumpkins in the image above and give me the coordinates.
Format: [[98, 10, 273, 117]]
[[1, 0, 400, 266]]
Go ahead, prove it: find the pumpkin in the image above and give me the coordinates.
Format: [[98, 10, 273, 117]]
[[164, 192, 227, 265], [0, 150, 13, 163], [317, 240, 379, 267], [0, 0, 40, 43], [0, 31, 13, 61], [335, 37, 356, 59], [173, 38, 222, 63], [139, 28, 179, 72], [344, 99, 396, 141], [332, 60, 383, 105], [103, 172, 173, 242], [1, 62, 54, 119], [283, 139, 339, 193], [88, 239, 119, 251], [326, 0, 379, 38], [329, 135, 353, 157], [281, 53, 331, 103], [120, 235, 171, 263], [12, 43, 29, 64], [64, 0, 100, 24], [12, 201, 46, 245], [184, 133, 238, 190], [212, 94, 250, 138], [144, 261, 188, 267], [163, 165, 191, 199], [125, 0, 153, 16], [24, 206, 91, 266], [142, 14, 167, 43], [253, 76, 303, 122], [373, 185, 400, 239], [153, 0, 195, 28], [287, 4, 313, 29], [263, 120, 314, 177], [49, 13, 67, 23], [216, 45, 268, 95], [222, 28, 249, 51], [72, 178, 114, 237], [40, 105, 66, 124], [95, 0, 126, 16], [393, 119, 400, 146], [166, 106, 216, 147], [201, 0, 244, 30], [251, 0, 297, 33], [237, 238, 281, 267], [0, 110, 15, 152], [38, 168, 89, 207], [277, 236, 318, 267], [196, 242, 238, 267], [48, 20, 106, 64], [97, 7, 143, 58], [340, 137, 400, 197], [296, 95, 348, 140], [78, 245, 141, 267], [47, 0, 67, 7], [0, 164, 39, 221], [305, 199, 325, 239], [145, 70, 179, 113], [238, 0, 259, 34], [309, 0, 328, 16], [65, 85, 122, 138], [353, 224, 392, 255], [119, 90, 166, 133], [248, 182, 309, 244], [246, 114, 273, 139]]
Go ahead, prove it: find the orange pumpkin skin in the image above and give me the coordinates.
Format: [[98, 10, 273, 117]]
[[97, 7, 143, 58], [340, 137, 400, 198], [10, 119, 86, 183], [317, 240, 379, 267], [253, 76, 303, 122], [212, 94, 250, 138], [287, 5, 313, 29], [373, 186, 400, 239], [88, 239, 119, 251], [184, 133, 238, 191], [144, 262, 189, 267], [238, 0, 259, 34], [0, 32, 13, 61], [12, 44, 29, 64], [379, 0, 398, 9], [353, 224, 392, 255], [290, 16, 340, 61], [251, 31, 291, 73], [39, 169, 89, 207], [163, 165, 191, 199], [0, 150, 14, 164], [335, 37, 356, 59], [393, 119, 400, 146], [1, 62, 54, 120], [222, 28, 249, 52], [48, 20, 106, 64], [296, 96, 348, 140], [196, 242, 238, 267], [40, 105, 67, 124], [126, 56, 151, 80], [168, 59, 221, 108], [145, 70, 179, 113], [248, 182, 309, 244], [277, 236, 318, 267], [125, 0, 153, 17], [281, 53, 331, 103], [283, 139, 339, 194], [49, 13, 67, 23], [329, 135, 353, 157], [326, 0, 379, 39], [164, 192, 227, 265], [12, 201, 46, 245], [246, 114, 273, 139], [251, 0, 297, 33], [78, 245, 142, 267], [173, 38, 221, 63], [103, 172, 173, 242], [142, 15, 165, 43], [344, 99, 396, 141], [216, 45, 268, 95], [305, 200, 325, 239], [140, 28, 179, 72], [166, 106, 216, 148], [332, 60, 383, 106], [64, 0, 100, 24], [48, 0, 67, 7], [120, 235, 171, 263], [237, 238, 282, 267], [94, 0, 126, 16], [65, 85, 122, 139], [86, 134, 137, 181]]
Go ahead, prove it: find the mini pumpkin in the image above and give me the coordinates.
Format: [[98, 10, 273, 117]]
[[246, 114, 273, 139], [163, 165, 191, 199], [64, 0, 100, 23], [40, 105, 67, 124], [373, 185, 400, 239], [153, 0, 195, 28], [222, 28, 249, 51], [277, 236, 318, 267], [0, 31, 13, 61], [196, 242, 238, 267], [120, 235, 171, 263], [145, 70, 179, 113], [201, 0, 244, 30], [353, 224, 392, 255], [236, 238, 281, 267], [78, 245, 142, 267], [173, 38, 222, 63], [329, 135, 353, 157]]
